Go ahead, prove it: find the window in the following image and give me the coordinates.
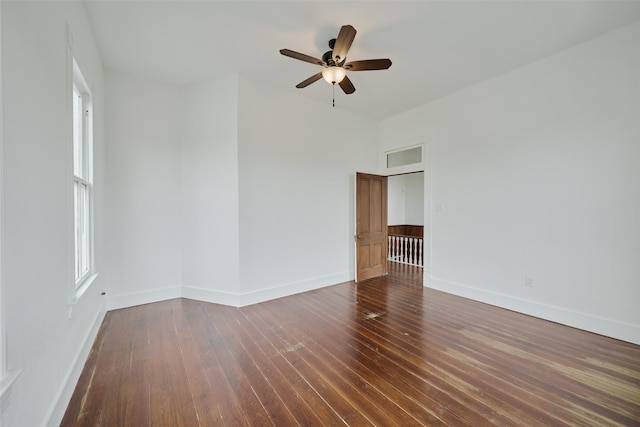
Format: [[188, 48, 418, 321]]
[[72, 61, 93, 288], [387, 146, 422, 168]]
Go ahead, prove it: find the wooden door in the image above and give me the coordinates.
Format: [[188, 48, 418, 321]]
[[355, 172, 388, 282]]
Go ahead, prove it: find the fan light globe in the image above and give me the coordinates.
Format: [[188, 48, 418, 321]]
[[322, 66, 346, 84]]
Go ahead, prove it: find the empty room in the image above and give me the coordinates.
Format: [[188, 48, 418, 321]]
[[1, 1, 639, 426]]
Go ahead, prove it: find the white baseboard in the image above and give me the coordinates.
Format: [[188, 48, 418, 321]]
[[106, 286, 182, 311], [426, 276, 640, 345], [182, 286, 242, 307], [45, 303, 106, 427], [114, 272, 353, 311], [239, 272, 351, 307]]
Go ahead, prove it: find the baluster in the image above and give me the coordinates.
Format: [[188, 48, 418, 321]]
[[403, 237, 407, 263], [405, 237, 409, 264], [410, 238, 414, 266], [392, 235, 396, 261], [390, 235, 395, 261], [393, 236, 398, 262], [418, 238, 423, 266]]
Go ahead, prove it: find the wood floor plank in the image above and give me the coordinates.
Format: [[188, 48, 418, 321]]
[[297, 284, 532, 426], [201, 304, 276, 426], [210, 304, 301, 426], [170, 299, 224, 425], [222, 306, 339, 426], [341, 282, 633, 425], [63, 263, 640, 426], [60, 315, 108, 426], [244, 304, 374, 426], [147, 300, 200, 426], [259, 304, 449, 425], [184, 300, 251, 426], [95, 307, 138, 426], [109, 305, 151, 426], [240, 306, 362, 426], [253, 300, 428, 426], [343, 293, 574, 419]]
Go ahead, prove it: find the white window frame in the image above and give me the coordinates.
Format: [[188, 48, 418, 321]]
[[71, 59, 95, 294], [382, 143, 425, 175]]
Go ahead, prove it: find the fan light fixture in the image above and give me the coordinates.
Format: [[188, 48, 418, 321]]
[[280, 24, 393, 107], [322, 66, 346, 84]]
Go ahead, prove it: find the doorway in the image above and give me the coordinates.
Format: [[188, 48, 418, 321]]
[[387, 172, 425, 268], [355, 170, 426, 283]]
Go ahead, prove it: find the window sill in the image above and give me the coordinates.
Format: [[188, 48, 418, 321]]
[[0, 369, 22, 399], [68, 272, 98, 306]]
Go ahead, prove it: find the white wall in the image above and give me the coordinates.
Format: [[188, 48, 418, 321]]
[[1, 2, 106, 426], [105, 72, 183, 309], [237, 77, 379, 301], [405, 173, 424, 225], [104, 72, 379, 307], [388, 175, 406, 224], [380, 22, 640, 344], [388, 173, 424, 226], [181, 76, 241, 302]]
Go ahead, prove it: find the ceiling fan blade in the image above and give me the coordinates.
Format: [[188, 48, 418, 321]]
[[280, 49, 325, 66], [296, 72, 323, 88], [332, 25, 356, 64], [344, 59, 392, 71], [338, 75, 356, 94]]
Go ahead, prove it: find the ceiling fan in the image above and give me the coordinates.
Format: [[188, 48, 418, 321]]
[[280, 25, 392, 104]]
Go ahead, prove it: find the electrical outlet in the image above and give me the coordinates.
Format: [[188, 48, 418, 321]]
[[525, 276, 534, 288]]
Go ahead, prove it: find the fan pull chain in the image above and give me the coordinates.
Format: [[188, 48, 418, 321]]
[[332, 82, 336, 108]]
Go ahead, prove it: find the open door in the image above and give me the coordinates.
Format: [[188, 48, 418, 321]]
[[355, 172, 388, 282]]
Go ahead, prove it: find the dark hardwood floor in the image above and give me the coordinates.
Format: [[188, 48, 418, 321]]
[[62, 262, 640, 426]]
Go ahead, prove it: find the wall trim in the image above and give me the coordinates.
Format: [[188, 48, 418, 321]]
[[45, 302, 106, 427], [182, 286, 242, 307], [238, 272, 351, 307], [425, 275, 640, 345], [106, 286, 182, 311], [112, 273, 353, 311]]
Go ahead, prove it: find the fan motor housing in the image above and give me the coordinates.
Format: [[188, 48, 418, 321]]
[[322, 50, 333, 64], [322, 38, 338, 65]]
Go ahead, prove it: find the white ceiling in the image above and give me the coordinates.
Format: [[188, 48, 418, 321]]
[[84, 1, 640, 120]]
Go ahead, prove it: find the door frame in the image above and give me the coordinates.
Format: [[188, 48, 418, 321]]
[[373, 141, 431, 279]]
